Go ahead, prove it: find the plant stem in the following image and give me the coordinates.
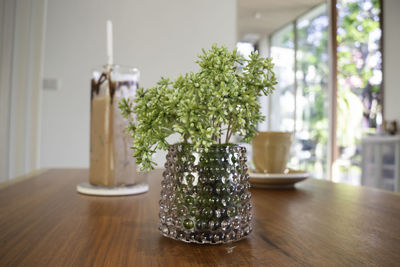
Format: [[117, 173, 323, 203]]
[[211, 115, 216, 142], [227, 123, 234, 143], [218, 123, 222, 144], [225, 119, 232, 143]]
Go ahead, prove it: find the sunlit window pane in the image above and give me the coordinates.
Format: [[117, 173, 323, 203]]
[[295, 3, 329, 179], [335, 0, 382, 185], [270, 24, 295, 132]]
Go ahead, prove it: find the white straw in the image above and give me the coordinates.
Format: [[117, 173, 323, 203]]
[[106, 20, 113, 67]]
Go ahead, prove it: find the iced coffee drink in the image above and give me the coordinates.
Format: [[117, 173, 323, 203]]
[[90, 65, 144, 187]]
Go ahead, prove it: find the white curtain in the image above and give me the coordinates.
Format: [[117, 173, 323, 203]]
[[0, 0, 16, 182], [0, 0, 46, 181]]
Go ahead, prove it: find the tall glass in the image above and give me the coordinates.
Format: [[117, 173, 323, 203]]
[[90, 65, 144, 187]]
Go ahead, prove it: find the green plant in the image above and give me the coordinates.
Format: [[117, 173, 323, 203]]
[[120, 44, 277, 170]]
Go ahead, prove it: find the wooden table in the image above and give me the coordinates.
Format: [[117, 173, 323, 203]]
[[1, 169, 399, 266]]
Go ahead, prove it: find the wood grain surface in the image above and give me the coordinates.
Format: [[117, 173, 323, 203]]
[[0, 169, 399, 266]]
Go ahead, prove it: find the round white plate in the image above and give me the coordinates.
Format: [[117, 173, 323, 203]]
[[77, 182, 149, 196], [249, 169, 309, 189]]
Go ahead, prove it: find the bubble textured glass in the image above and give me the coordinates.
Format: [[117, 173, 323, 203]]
[[159, 144, 253, 244]]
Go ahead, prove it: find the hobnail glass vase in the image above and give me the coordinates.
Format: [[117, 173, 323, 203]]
[[159, 143, 253, 244]]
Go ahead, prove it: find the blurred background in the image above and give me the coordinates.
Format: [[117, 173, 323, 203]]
[[1, 0, 399, 190]]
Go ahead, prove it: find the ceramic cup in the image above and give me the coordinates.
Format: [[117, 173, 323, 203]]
[[252, 131, 293, 173]]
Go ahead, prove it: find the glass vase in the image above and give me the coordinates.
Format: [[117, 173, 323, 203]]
[[159, 143, 253, 244]]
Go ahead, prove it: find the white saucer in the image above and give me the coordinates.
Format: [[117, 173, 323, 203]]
[[77, 182, 149, 196], [249, 169, 309, 189]]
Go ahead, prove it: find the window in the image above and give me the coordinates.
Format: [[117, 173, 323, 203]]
[[335, 0, 382, 184], [270, 24, 295, 132], [268, 0, 382, 183], [295, 4, 329, 178]]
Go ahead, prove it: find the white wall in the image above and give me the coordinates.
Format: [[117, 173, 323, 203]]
[[383, 0, 400, 122], [41, 0, 237, 168]]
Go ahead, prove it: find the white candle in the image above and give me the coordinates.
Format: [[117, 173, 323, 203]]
[[106, 20, 113, 67]]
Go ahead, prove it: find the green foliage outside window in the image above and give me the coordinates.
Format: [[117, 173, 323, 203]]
[[270, 0, 381, 182]]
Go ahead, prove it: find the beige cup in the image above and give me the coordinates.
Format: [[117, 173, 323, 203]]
[[252, 131, 293, 173]]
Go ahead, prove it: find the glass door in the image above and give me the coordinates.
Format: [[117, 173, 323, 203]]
[[334, 0, 382, 184], [270, 24, 295, 133], [295, 4, 329, 178]]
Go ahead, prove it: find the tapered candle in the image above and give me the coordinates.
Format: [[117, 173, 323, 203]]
[[106, 20, 113, 67]]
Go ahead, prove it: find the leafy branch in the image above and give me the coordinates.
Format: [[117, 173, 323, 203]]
[[120, 44, 277, 171]]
